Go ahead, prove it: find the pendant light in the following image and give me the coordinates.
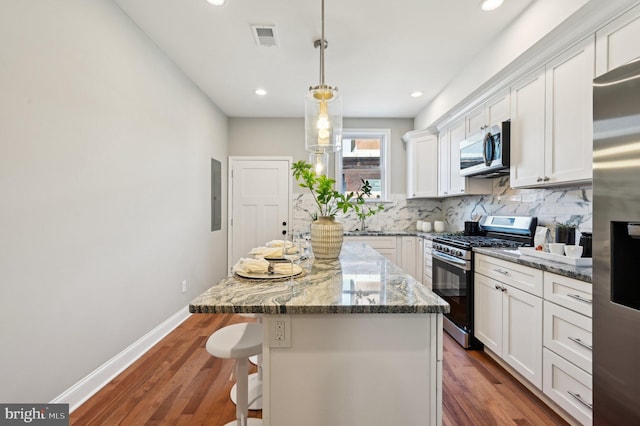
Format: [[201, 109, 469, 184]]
[[305, 0, 342, 155]]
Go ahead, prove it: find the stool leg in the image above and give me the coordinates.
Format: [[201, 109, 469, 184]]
[[235, 358, 248, 426]]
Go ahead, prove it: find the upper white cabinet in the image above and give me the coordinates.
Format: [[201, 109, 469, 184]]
[[465, 90, 510, 141], [437, 120, 491, 197], [596, 4, 640, 77], [406, 130, 438, 199], [510, 36, 595, 188], [438, 122, 464, 196]]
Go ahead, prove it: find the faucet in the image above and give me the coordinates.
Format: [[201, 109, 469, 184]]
[[360, 217, 367, 232]]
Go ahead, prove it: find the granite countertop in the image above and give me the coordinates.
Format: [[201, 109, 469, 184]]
[[473, 247, 593, 283], [190, 242, 449, 315]]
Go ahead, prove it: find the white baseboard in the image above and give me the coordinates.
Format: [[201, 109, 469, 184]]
[[50, 306, 192, 413]]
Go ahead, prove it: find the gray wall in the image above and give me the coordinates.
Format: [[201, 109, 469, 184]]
[[229, 117, 414, 195], [0, 0, 229, 402]]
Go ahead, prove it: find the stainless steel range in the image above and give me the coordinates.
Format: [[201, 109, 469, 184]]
[[431, 215, 537, 348]]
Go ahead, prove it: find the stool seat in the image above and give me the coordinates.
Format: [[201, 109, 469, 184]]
[[206, 323, 262, 359]]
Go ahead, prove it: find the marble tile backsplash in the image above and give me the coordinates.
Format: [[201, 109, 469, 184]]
[[443, 176, 592, 234], [292, 177, 592, 235]]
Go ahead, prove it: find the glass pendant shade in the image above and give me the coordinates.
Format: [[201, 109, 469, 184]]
[[309, 150, 330, 176], [305, 85, 342, 153]]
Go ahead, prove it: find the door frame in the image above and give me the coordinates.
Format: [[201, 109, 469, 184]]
[[227, 156, 293, 272]]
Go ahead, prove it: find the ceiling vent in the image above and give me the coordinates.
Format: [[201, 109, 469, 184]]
[[251, 25, 279, 47]]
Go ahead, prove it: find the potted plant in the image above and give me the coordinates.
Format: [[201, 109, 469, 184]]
[[555, 222, 577, 245], [292, 160, 383, 259]]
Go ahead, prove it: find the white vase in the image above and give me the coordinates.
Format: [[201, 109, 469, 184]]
[[310, 216, 344, 259]]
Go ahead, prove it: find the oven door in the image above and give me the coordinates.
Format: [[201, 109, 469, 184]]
[[431, 252, 472, 333]]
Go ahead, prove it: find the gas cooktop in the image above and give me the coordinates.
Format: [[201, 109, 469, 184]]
[[433, 235, 527, 249], [432, 216, 537, 250]]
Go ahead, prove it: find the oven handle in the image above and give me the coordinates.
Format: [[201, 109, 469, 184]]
[[433, 251, 470, 271]]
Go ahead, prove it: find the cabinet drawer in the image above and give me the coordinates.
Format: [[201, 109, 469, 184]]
[[544, 301, 592, 374], [544, 272, 592, 317], [475, 254, 543, 296], [543, 348, 592, 425], [343, 236, 397, 249]]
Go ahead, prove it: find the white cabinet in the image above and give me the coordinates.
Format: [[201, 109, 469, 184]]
[[543, 348, 593, 426], [474, 255, 543, 389], [542, 272, 593, 425], [406, 130, 438, 199], [510, 36, 595, 188], [543, 301, 592, 374], [437, 121, 491, 198], [423, 238, 433, 290], [465, 90, 510, 141], [596, 4, 640, 77], [400, 236, 423, 281]]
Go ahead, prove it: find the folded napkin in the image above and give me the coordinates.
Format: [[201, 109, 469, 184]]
[[249, 246, 283, 258], [265, 240, 294, 248], [233, 258, 297, 275], [249, 245, 298, 258]]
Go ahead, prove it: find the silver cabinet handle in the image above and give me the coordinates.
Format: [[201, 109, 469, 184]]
[[567, 293, 592, 304], [495, 284, 502, 290], [567, 391, 593, 410], [543, 176, 550, 181], [568, 336, 593, 351], [494, 268, 509, 275], [537, 177, 543, 182]]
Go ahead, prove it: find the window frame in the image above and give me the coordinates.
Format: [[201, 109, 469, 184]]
[[336, 128, 390, 202]]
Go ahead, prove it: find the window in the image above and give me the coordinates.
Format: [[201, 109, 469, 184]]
[[337, 129, 389, 201]]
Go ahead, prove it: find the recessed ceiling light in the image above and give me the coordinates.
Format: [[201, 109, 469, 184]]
[[205, 0, 227, 6], [481, 0, 503, 11], [255, 88, 267, 96], [410, 91, 423, 98]]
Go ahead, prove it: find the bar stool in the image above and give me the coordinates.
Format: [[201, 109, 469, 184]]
[[232, 315, 263, 410], [206, 322, 263, 426]]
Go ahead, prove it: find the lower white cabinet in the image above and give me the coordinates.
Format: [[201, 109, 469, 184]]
[[475, 261, 594, 425], [543, 301, 592, 374], [400, 236, 423, 281], [474, 271, 543, 389], [423, 239, 433, 290], [542, 272, 593, 425], [543, 348, 593, 425]]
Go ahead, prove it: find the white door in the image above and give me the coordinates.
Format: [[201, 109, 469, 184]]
[[502, 283, 543, 390], [228, 157, 292, 270]]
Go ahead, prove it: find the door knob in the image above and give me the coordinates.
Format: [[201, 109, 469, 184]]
[[282, 230, 287, 235], [282, 221, 287, 226]]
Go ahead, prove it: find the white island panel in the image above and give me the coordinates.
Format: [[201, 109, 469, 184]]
[[263, 313, 443, 426]]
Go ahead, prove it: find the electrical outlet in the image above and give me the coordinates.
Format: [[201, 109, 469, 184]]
[[270, 316, 291, 347], [181, 280, 187, 293]]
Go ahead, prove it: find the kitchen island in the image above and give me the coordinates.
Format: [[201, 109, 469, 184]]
[[190, 242, 449, 426]]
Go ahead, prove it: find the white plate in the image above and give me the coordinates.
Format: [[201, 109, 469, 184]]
[[519, 247, 592, 266]]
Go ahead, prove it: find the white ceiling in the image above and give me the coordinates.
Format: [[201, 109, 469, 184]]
[[112, 0, 537, 118]]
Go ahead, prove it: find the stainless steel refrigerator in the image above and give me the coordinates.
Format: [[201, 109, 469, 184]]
[[593, 58, 640, 424]]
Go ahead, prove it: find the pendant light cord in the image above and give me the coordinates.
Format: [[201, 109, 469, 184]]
[[320, 0, 325, 86]]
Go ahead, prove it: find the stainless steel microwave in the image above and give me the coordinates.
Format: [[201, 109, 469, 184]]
[[459, 120, 510, 177]]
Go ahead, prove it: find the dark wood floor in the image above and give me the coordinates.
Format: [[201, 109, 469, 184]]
[[71, 314, 568, 426]]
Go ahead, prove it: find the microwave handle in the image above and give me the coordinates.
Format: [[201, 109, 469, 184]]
[[483, 132, 494, 166]]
